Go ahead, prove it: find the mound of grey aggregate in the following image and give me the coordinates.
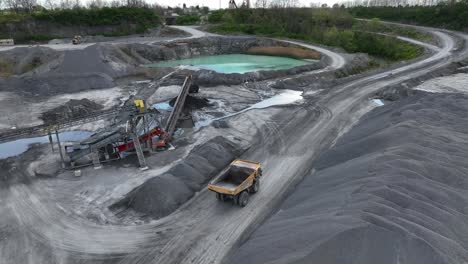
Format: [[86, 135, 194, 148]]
[[40, 98, 103, 123], [228, 91, 468, 264], [112, 136, 244, 219]]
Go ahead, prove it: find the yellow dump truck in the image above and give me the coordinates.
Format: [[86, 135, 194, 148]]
[[208, 159, 262, 207], [72, 35, 82, 45]]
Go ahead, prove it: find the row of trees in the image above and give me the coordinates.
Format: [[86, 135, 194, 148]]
[[31, 6, 160, 27], [209, 7, 354, 32], [348, 0, 468, 31], [0, 0, 157, 13], [1, 0, 39, 13], [0, 6, 161, 42], [341, 0, 460, 7], [208, 7, 422, 61]]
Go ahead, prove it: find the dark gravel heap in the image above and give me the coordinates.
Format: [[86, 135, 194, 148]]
[[112, 136, 244, 219], [40, 98, 103, 123], [228, 91, 468, 264], [169, 95, 212, 110]]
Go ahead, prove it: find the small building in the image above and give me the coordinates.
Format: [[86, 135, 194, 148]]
[[0, 39, 14, 46]]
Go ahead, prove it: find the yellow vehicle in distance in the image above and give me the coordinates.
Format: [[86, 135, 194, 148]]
[[208, 159, 262, 207]]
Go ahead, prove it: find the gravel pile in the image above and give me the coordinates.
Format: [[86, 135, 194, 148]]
[[112, 136, 244, 219], [229, 91, 468, 264], [40, 98, 103, 123]]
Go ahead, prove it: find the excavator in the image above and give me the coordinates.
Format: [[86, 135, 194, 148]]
[[72, 35, 82, 45]]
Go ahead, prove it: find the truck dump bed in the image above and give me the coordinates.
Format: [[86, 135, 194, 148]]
[[208, 159, 261, 195], [211, 166, 253, 191]]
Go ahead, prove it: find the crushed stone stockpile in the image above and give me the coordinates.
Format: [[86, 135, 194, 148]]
[[40, 98, 103, 123], [112, 136, 244, 219], [0, 46, 60, 76], [228, 91, 468, 264], [169, 95, 211, 110], [0, 45, 137, 97]]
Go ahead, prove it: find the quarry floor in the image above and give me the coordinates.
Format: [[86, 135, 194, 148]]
[[0, 25, 468, 264]]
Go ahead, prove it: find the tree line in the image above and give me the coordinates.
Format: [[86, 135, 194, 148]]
[[348, 0, 468, 31], [208, 7, 422, 61], [0, 0, 161, 14]]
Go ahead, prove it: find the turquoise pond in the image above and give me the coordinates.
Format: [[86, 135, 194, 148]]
[[146, 54, 315, 74]]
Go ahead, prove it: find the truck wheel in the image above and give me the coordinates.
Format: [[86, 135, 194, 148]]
[[250, 179, 260, 193], [216, 193, 226, 202], [238, 191, 249, 207]]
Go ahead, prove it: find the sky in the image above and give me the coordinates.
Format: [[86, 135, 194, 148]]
[[157, 0, 340, 9]]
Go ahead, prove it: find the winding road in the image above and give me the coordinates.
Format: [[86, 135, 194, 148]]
[[1, 25, 467, 264]]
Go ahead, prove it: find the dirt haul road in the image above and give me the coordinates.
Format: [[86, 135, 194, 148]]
[[0, 26, 209, 52], [0, 27, 466, 264]]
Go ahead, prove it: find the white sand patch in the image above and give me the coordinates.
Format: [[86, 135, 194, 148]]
[[414, 73, 468, 94], [194, 90, 303, 128], [372, 99, 385, 106], [108, 61, 129, 73], [51, 87, 126, 109], [147, 85, 182, 104]]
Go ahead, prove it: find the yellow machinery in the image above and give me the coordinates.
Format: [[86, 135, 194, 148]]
[[134, 100, 145, 113], [72, 35, 82, 45], [208, 159, 262, 207]]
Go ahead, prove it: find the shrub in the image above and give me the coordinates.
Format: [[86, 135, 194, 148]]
[[176, 15, 200, 25], [208, 10, 226, 23]]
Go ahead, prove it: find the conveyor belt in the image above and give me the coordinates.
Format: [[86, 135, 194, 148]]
[[0, 105, 136, 144], [164, 75, 192, 141]]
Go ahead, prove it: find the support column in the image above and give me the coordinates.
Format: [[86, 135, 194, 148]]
[[91, 150, 102, 170], [132, 133, 148, 171], [143, 116, 149, 149], [55, 130, 65, 168], [48, 131, 54, 153]]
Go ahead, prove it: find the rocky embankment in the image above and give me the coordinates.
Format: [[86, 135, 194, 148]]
[[228, 91, 468, 264], [115, 36, 330, 86], [246, 46, 321, 60], [0, 36, 332, 96]]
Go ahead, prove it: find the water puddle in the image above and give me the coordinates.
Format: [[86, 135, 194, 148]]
[[372, 99, 385, 106], [195, 90, 303, 128], [0, 131, 92, 159], [153, 101, 173, 111], [304, 89, 322, 96], [134, 80, 152, 84]]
